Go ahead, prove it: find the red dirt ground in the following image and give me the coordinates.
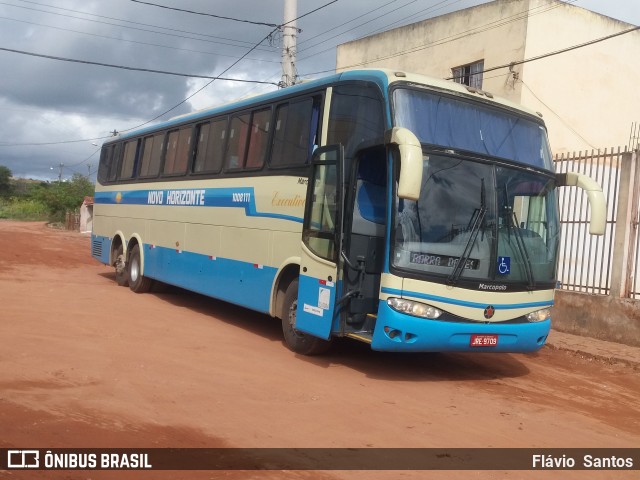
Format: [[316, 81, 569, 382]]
[[0, 221, 638, 480]]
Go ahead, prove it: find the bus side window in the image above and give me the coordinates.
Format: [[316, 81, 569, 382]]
[[270, 97, 320, 167], [107, 143, 122, 182], [139, 133, 164, 178], [163, 126, 192, 175], [193, 117, 226, 174], [120, 140, 139, 180], [246, 108, 271, 169], [327, 84, 384, 158], [225, 113, 250, 170], [98, 145, 114, 183]]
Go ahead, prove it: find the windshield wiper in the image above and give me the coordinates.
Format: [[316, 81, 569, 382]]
[[502, 185, 535, 289], [448, 179, 486, 286], [509, 210, 535, 290]]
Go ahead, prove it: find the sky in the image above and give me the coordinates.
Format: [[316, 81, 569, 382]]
[[0, 0, 638, 180]]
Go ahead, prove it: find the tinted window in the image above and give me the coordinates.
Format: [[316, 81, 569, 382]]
[[194, 118, 227, 173], [393, 88, 553, 170], [98, 145, 114, 183], [106, 144, 121, 182], [120, 140, 139, 180], [225, 113, 250, 170], [271, 98, 319, 167], [327, 84, 384, 158], [246, 108, 271, 169], [139, 134, 164, 177], [163, 126, 192, 175]]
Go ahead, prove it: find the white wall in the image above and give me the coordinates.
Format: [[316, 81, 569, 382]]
[[336, 0, 529, 104], [520, 0, 640, 153], [336, 0, 640, 154]]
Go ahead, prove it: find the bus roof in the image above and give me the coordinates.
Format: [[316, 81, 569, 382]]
[[105, 68, 542, 144]]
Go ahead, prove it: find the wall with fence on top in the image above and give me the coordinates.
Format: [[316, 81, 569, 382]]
[[553, 148, 640, 346]]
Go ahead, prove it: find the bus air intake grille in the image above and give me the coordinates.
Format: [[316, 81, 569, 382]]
[[91, 240, 103, 257]]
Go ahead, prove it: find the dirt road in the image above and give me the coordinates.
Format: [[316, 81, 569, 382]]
[[0, 221, 638, 480]]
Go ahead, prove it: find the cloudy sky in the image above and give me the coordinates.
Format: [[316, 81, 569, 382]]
[[0, 0, 638, 180]]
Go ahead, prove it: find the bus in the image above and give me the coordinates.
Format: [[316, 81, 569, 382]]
[[91, 69, 605, 355]]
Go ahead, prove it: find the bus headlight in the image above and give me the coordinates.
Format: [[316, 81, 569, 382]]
[[526, 308, 551, 323], [387, 297, 442, 319]]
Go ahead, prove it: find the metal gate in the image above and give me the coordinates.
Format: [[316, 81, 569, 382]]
[[554, 148, 623, 295]]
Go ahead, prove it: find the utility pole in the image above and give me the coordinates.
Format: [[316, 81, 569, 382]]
[[280, 0, 298, 87], [57, 163, 64, 182]]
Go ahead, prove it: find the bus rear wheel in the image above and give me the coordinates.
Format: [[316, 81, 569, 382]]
[[128, 244, 153, 294], [114, 244, 128, 287], [281, 279, 331, 355]]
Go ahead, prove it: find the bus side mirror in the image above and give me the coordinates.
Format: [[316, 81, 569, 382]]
[[556, 172, 606, 235], [385, 127, 422, 201]]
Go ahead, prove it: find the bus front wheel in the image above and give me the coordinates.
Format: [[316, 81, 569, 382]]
[[281, 279, 331, 355], [128, 244, 153, 294]]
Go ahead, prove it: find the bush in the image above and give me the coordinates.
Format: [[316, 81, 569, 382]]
[[0, 198, 49, 220], [32, 174, 94, 222]]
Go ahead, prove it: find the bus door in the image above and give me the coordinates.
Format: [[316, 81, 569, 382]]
[[341, 146, 387, 332], [296, 145, 344, 339]]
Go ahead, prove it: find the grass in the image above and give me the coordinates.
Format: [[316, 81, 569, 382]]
[[0, 198, 50, 221]]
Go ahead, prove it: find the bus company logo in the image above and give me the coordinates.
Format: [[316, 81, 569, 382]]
[[115, 192, 123, 204], [271, 191, 305, 207], [483, 305, 496, 319], [478, 283, 507, 291], [7, 450, 39, 469]]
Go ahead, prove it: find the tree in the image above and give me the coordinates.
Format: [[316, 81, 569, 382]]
[[0, 165, 12, 198], [33, 174, 95, 221]]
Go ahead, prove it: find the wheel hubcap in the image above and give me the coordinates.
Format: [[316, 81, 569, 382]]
[[130, 258, 139, 283], [288, 299, 304, 338]]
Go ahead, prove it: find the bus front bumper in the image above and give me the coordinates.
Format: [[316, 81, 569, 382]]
[[371, 300, 550, 353]]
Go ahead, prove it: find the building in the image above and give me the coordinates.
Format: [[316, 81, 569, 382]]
[[336, 0, 640, 154]]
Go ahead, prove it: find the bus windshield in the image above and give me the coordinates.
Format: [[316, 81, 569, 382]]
[[393, 153, 560, 287], [393, 87, 553, 170]]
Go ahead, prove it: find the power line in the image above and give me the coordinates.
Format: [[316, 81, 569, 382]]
[[66, 147, 102, 169], [520, 80, 596, 150], [297, 0, 463, 59], [0, 0, 337, 145], [0, 46, 280, 84], [446, 24, 640, 81], [0, 15, 281, 63], [298, 0, 575, 74], [130, 0, 279, 28], [0, 1, 336, 147], [0, 136, 111, 147], [363, 0, 465, 36], [298, 0, 465, 56], [296, 0, 402, 47], [119, 0, 338, 133], [1, 1, 277, 51]]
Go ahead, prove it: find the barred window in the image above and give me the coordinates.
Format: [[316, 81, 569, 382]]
[[452, 60, 484, 90]]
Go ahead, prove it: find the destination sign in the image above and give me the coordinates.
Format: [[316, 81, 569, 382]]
[[409, 252, 479, 270]]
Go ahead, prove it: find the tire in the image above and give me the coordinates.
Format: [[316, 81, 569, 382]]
[[114, 244, 128, 287], [281, 279, 331, 355], [128, 244, 153, 294]]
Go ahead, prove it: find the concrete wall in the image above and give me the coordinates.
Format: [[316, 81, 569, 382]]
[[336, 0, 529, 104], [553, 290, 640, 347]]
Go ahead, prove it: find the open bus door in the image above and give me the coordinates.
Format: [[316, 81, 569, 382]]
[[295, 145, 344, 340]]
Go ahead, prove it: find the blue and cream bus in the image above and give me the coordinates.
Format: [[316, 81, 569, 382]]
[[92, 69, 605, 355]]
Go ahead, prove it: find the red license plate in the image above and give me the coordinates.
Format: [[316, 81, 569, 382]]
[[470, 334, 498, 347]]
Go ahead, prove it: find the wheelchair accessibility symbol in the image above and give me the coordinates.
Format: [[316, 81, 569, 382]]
[[498, 256, 511, 275]]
